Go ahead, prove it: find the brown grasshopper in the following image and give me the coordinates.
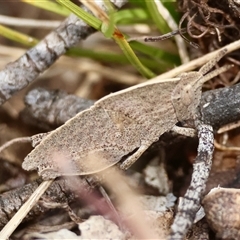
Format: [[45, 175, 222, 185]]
[[22, 49, 231, 180]]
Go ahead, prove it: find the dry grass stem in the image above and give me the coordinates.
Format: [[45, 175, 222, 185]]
[[156, 38, 240, 80], [0, 180, 54, 240], [0, 15, 61, 29]]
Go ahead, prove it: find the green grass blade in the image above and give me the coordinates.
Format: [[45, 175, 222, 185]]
[[57, 0, 155, 78], [144, 0, 170, 33], [129, 41, 180, 65], [0, 24, 38, 47], [56, 0, 101, 29], [114, 35, 155, 78], [67, 47, 160, 70], [114, 8, 151, 24]]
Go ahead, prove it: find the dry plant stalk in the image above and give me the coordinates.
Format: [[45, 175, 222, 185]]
[[169, 123, 214, 239], [156, 39, 240, 80], [0, 180, 54, 240]]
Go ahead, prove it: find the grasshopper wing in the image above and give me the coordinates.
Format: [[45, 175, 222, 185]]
[[22, 106, 142, 179]]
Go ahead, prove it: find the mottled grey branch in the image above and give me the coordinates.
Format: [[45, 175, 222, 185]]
[[0, 177, 91, 229], [0, 14, 92, 105], [169, 124, 214, 239], [0, 0, 128, 106], [167, 82, 240, 238], [21, 88, 94, 130], [199, 82, 240, 130]]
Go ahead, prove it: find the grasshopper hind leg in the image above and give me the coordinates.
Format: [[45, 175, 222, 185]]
[[120, 144, 151, 170]]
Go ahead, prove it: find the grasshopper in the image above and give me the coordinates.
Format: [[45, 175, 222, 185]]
[[22, 49, 231, 180]]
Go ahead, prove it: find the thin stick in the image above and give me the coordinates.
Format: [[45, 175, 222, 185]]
[[127, 29, 187, 42], [0, 179, 54, 240], [99, 186, 123, 229], [169, 124, 214, 239]]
